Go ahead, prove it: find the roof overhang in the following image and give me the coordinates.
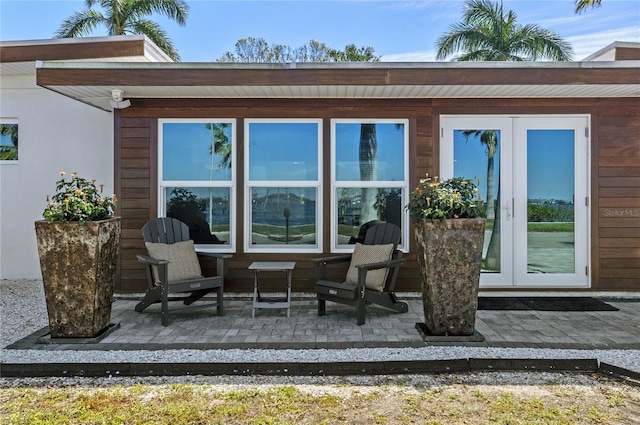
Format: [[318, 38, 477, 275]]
[[34, 60, 640, 111], [0, 35, 172, 76]]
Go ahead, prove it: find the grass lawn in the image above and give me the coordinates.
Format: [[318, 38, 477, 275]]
[[2, 374, 638, 424]]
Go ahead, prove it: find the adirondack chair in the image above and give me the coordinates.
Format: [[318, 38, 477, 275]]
[[135, 217, 231, 326], [313, 223, 408, 325], [347, 220, 379, 244]]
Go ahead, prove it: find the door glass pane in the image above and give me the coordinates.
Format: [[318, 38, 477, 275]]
[[453, 129, 501, 273], [527, 130, 575, 273]]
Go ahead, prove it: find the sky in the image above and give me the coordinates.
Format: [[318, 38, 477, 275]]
[[0, 0, 638, 62]]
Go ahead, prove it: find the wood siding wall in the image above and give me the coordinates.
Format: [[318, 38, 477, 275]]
[[115, 97, 640, 293], [596, 102, 640, 290]]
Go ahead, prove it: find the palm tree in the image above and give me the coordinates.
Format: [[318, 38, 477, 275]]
[[462, 130, 497, 221], [436, 0, 574, 271], [575, 0, 602, 13], [436, 0, 574, 62], [55, 0, 188, 61], [358, 124, 378, 223]]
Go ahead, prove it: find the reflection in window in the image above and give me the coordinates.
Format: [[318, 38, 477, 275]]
[[246, 120, 321, 252], [159, 120, 235, 249], [527, 129, 575, 274], [0, 122, 18, 161], [165, 187, 231, 244], [250, 187, 316, 245], [453, 129, 501, 272], [332, 120, 408, 251], [336, 187, 404, 244]]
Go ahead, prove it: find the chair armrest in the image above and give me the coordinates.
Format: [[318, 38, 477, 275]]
[[198, 252, 232, 276], [136, 254, 168, 266], [310, 254, 352, 265], [311, 254, 352, 280], [355, 258, 406, 271], [355, 258, 406, 298], [197, 253, 233, 260]]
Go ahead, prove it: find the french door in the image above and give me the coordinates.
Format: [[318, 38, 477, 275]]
[[440, 116, 590, 288]]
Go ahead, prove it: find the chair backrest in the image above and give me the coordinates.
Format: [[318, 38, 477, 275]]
[[142, 217, 191, 244], [348, 220, 380, 244], [362, 223, 402, 292], [363, 223, 401, 248]]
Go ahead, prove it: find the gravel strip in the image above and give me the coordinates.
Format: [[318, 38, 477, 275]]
[[2, 279, 639, 376]]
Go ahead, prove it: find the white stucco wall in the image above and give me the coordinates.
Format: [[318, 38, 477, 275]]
[[0, 73, 114, 279]]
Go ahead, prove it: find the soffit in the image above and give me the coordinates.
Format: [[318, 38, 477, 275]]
[[34, 60, 640, 111], [43, 83, 639, 111]]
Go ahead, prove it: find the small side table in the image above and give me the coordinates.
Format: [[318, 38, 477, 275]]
[[248, 261, 296, 318]]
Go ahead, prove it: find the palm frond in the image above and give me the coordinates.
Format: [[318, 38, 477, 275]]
[[435, 0, 573, 62], [128, 19, 180, 61], [129, 0, 189, 26], [54, 9, 105, 38], [575, 0, 602, 13]]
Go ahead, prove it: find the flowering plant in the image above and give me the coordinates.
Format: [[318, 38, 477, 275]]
[[406, 175, 481, 221], [43, 172, 117, 223]]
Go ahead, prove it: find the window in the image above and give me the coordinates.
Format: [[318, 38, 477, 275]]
[[245, 119, 322, 253], [332, 120, 409, 252], [0, 120, 18, 162], [158, 119, 235, 252]]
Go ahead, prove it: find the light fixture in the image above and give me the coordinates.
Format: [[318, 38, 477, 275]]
[[109, 89, 131, 109]]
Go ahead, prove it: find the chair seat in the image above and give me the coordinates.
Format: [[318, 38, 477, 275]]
[[315, 280, 357, 300]]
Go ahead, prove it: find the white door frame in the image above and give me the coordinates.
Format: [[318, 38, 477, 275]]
[[440, 115, 590, 288]]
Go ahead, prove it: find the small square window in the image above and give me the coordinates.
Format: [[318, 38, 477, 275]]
[[0, 121, 18, 162]]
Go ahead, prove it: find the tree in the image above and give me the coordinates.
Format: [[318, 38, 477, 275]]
[[55, 0, 188, 61], [217, 38, 380, 63], [462, 130, 497, 221], [205, 123, 231, 171], [436, 0, 574, 271], [575, 0, 602, 13], [436, 0, 573, 62], [218, 38, 384, 225], [327, 44, 379, 62]]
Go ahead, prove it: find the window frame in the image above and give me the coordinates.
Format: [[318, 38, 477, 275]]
[[157, 118, 236, 253], [330, 119, 410, 253], [244, 118, 323, 253], [0, 118, 19, 164]]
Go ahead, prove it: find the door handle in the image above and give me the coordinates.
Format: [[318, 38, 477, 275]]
[[501, 199, 512, 221]]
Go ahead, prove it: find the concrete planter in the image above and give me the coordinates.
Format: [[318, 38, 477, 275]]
[[414, 218, 486, 336], [35, 218, 121, 338]]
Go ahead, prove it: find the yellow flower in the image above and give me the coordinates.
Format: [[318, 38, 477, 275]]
[[59, 171, 65, 176]]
